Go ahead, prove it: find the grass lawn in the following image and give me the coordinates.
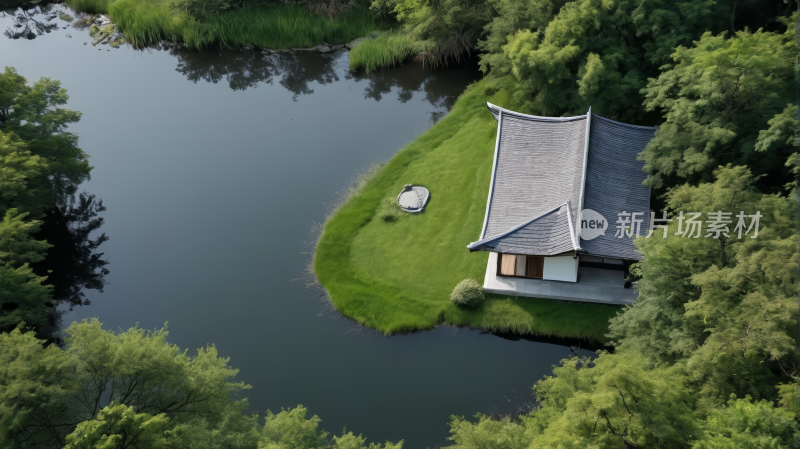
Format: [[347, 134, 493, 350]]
[[314, 77, 620, 342]]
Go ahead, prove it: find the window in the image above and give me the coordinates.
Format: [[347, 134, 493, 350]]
[[526, 256, 544, 278], [497, 253, 543, 279]]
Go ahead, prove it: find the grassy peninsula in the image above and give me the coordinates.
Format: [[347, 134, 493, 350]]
[[313, 77, 618, 341]]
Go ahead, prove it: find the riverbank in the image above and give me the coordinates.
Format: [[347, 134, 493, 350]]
[[313, 77, 619, 342], [65, 0, 383, 49]]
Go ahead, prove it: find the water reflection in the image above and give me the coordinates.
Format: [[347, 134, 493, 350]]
[[33, 192, 110, 310], [168, 43, 479, 116], [1, 3, 59, 40], [169, 44, 344, 100]]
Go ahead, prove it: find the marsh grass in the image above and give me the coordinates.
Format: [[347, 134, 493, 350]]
[[68, 0, 113, 13], [313, 77, 619, 340], [196, 4, 379, 49], [66, 0, 383, 49], [348, 29, 415, 72]]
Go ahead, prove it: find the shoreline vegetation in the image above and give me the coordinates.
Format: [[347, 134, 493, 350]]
[[64, 0, 386, 50], [312, 77, 618, 342], [59, 0, 467, 72]]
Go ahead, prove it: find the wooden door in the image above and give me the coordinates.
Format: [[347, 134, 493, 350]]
[[526, 256, 544, 278]]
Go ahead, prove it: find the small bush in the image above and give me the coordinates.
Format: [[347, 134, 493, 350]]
[[376, 196, 400, 222], [60, 12, 75, 21], [450, 279, 484, 308]]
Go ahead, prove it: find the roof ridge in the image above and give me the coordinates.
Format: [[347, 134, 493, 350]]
[[486, 102, 587, 122]]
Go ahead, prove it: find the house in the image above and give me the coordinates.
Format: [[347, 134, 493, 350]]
[[466, 103, 657, 305]]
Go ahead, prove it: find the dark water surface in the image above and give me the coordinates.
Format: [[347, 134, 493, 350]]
[[1, 7, 594, 447]]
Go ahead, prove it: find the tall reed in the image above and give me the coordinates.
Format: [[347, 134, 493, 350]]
[[197, 4, 379, 49], [67, 0, 114, 14], [348, 30, 415, 72], [67, 0, 383, 49]]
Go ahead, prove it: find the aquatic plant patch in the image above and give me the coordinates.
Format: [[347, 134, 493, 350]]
[[348, 29, 415, 72], [314, 78, 618, 340]]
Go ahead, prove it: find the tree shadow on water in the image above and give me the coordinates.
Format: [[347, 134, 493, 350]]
[[1, 3, 59, 40], [170, 45, 344, 100], [169, 45, 481, 111], [32, 192, 109, 329]]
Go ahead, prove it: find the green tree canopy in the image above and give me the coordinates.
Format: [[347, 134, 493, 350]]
[[0, 67, 26, 125], [0, 320, 404, 448], [640, 23, 797, 190], [0, 208, 53, 333], [0, 131, 49, 218], [499, 0, 731, 119], [691, 395, 799, 448], [0, 69, 92, 203], [607, 165, 797, 410]]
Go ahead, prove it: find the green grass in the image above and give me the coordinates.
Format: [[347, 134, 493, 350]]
[[348, 29, 415, 72], [66, 0, 384, 49], [314, 77, 620, 342]]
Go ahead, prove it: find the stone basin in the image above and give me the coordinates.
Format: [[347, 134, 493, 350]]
[[397, 185, 430, 213]]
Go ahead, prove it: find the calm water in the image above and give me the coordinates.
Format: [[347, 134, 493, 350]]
[[1, 6, 594, 447]]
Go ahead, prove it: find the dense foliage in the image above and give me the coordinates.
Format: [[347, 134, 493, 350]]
[[0, 320, 403, 448], [438, 5, 800, 445], [0, 68, 109, 342]]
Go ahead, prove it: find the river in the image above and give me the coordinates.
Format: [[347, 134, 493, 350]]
[[1, 5, 595, 447]]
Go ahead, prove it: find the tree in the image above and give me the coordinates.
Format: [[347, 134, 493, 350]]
[[447, 414, 532, 449], [63, 404, 174, 449], [500, 0, 731, 119], [0, 67, 26, 125], [476, 0, 567, 76], [691, 395, 799, 448], [0, 319, 255, 447], [640, 24, 797, 191], [0, 208, 51, 268], [0, 131, 49, 218], [2, 72, 92, 201], [0, 321, 404, 448], [0, 208, 53, 333], [447, 351, 696, 448], [608, 165, 797, 411]]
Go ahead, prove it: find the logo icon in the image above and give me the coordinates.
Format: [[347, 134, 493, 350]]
[[578, 209, 607, 240]]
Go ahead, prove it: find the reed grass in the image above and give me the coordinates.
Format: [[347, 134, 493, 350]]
[[66, 0, 383, 49], [67, 0, 113, 14], [197, 4, 380, 49], [348, 29, 415, 72]]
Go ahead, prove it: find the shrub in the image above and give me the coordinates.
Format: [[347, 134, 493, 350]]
[[450, 278, 483, 307], [376, 196, 400, 221]]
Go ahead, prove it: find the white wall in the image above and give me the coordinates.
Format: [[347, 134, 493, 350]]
[[543, 255, 578, 282]]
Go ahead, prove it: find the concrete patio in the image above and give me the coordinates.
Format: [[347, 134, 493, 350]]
[[482, 252, 638, 305]]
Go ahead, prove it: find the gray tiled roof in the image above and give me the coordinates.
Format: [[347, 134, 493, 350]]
[[481, 104, 587, 240], [469, 103, 656, 260], [579, 115, 656, 260], [467, 203, 578, 255]]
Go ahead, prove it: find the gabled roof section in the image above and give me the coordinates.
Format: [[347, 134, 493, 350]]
[[468, 202, 580, 255], [480, 102, 588, 241], [579, 115, 657, 260]]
